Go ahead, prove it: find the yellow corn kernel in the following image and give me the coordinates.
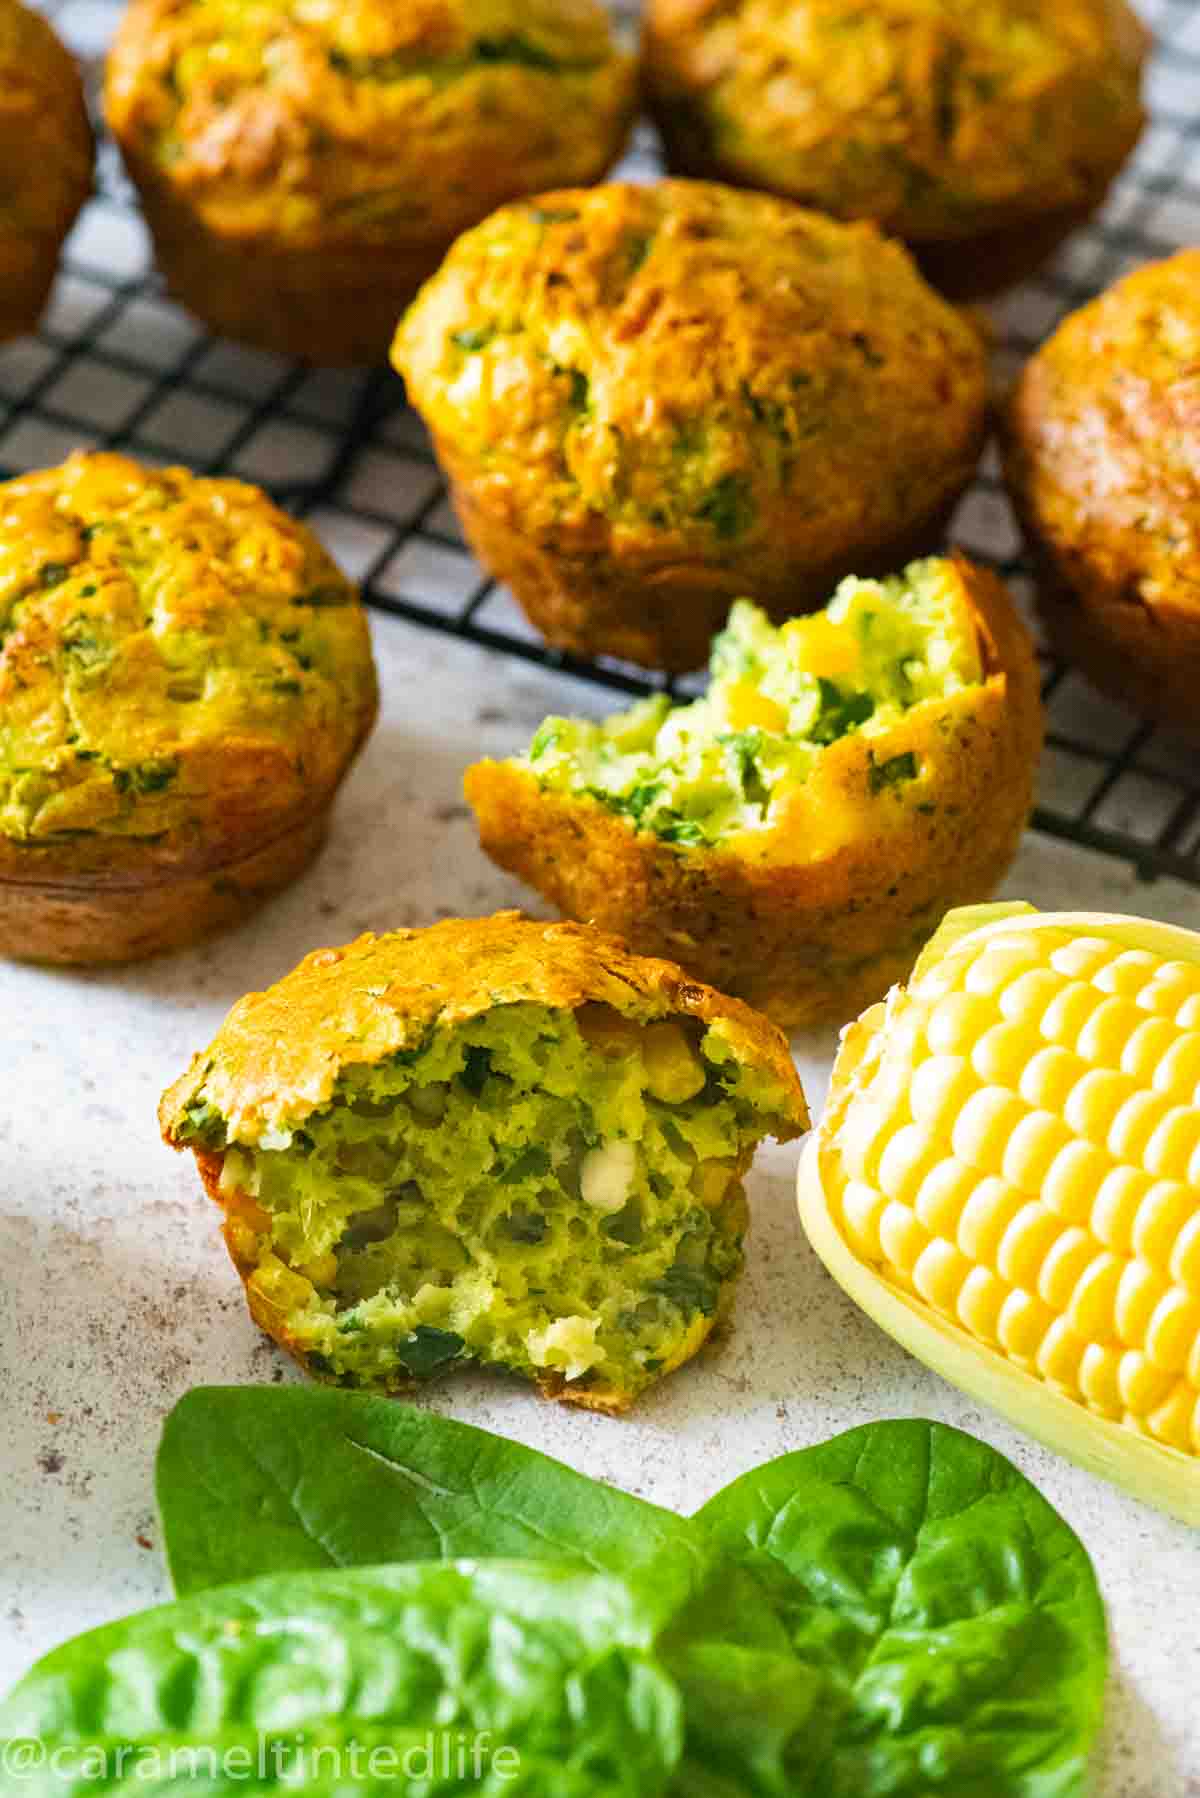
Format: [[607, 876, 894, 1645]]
[[1146, 1382, 1196, 1452], [1171, 1211, 1200, 1295], [1042, 1138, 1113, 1225], [1123, 1013, 1181, 1083], [1002, 1109, 1073, 1196], [1042, 981, 1105, 1048], [913, 1158, 977, 1238], [1063, 1066, 1135, 1143], [575, 1002, 641, 1057], [1132, 1179, 1196, 1268], [1109, 1089, 1172, 1164], [1066, 1250, 1123, 1341], [952, 1087, 1028, 1175], [1095, 949, 1159, 998], [842, 1179, 890, 1259], [1037, 1315, 1086, 1389], [996, 1201, 1062, 1290], [1049, 936, 1117, 981], [1018, 1045, 1084, 1114], [1037, 1228, 1097, 1310], [1153, 1031, 1200, 1103], [878, 1123, 942, 1206], [1145, 1289, 1200, 1373], [879, 1200, 931, 1273], [997, 1288, 1054, 1363], [1077, 995, 1144, 1068], [784, 613, 860, 677], [927, 990, 994, 1056], [1115, 1260, 1172, 1348], [1136, 960, 1200, 1015], [1118, 1349, 1177, 1414], [1078, 1341, 1123, 1416], [910, 1054, 977, 1135], [971, 1020, 1036, 1088], [295, 1252, 338, 1289], [964, 936, 1050, 996], [958, 1175, 1024, 1265], [641, 1020, 706, 1104], [956, 1264, 1008, 1343], [912, 1238, 972, 1315], [722, 680, 788, 734], [999, 966, 1067, 1027], [693, 1159, 736, 1209], [1091, 1164, 1153, 1254]]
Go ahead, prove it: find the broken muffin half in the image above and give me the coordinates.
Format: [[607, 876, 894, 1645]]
[[160, 912, 807, 1411]]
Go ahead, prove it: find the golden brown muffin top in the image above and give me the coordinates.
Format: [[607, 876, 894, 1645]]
[[395, 180, 987, 561], [160, 910, 810, 1145], [1005, 250, 1200, 620], [0, 0, 92, 240], [105, 0, 635, 249], [645, 0, 1147, 241], [0, 452, 377, 880]]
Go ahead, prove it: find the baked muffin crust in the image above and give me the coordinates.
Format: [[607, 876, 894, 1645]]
[[1002, 250, 1200, 742], [0, 452, 377, 959], [395, 180, 989, 669], [0, 0, 92, 342], [644, 0, 1148, 298], [105, 0, 636, 362]]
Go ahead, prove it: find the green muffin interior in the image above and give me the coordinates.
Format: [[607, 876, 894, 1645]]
[[522, 558, 983, 844], [179, 1002, 786, 1400]]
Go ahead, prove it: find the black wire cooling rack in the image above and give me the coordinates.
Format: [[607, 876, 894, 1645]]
[[8, 0, 1200, 886]]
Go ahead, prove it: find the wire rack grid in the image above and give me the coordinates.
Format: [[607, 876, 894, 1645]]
[[7, 0, 1200, 888]]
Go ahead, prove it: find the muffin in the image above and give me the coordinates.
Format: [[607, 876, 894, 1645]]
[[159, 911, 809, 1412], [0, 452, 378, 964], [395, 180, 989, 670], [466, 556, 1042, 1030], [1003, 251, 1200, 742], [643, 0, 1148, 300], [0, 0, 92, 343], [104, 0, 636, 365]]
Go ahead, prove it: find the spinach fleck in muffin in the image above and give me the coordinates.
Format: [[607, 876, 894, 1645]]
[[644, 0, 1148, 299], [0, 0, 92, 342], [1003, 251, 1200, 744], [394, 181, 988, 671], [160, 912, 808, 1412], [0, 452, 378, 963], [467, 557, 1042, 1029], [105, 0, 635, 364]]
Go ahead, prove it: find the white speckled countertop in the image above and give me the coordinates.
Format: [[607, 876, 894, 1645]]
[[2, 0, 1200, 1785], [2, 616, 1198, 1793]]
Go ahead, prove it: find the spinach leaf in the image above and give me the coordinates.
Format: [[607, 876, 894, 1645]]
[[697, 1420, 1107, 1798], [153, 1397, 1107, 1798], [0, 1562, 683, 1797], [156, 1385, 703, 1611], [154, 1392, 838, 1796]]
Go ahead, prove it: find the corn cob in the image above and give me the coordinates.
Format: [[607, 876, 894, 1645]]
[[800, 902, 1200, 1524]]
